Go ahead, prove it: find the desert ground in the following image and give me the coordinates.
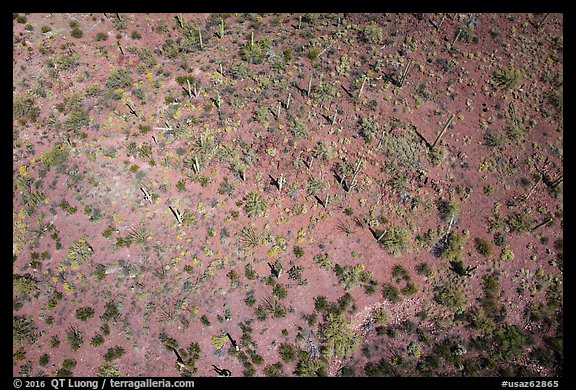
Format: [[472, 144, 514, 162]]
[[13, 12, 562, 377]]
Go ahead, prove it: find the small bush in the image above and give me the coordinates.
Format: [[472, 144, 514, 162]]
[[314, 296, 329, 312], [91, 334, 105, 347], [293, 246, 305, 258], [359, 116, 380, 143], [492, 67, 522, 91], [39, 353, 50, 366], [273, 284, 288, 299], [308, 48, 320, 60], [104, 346, 125, 362], [66, 326, 84, 351], [106, 68, 133, 89], [401, 283, 418, 296], [95, 32, 108, 41], [381, 226, 412, 257], [200, 315, 211, 326], [101, 301, 120, 322], [442, 231, 468, 262], [13, 315, 39, 345], [75, 306, 95, 321], [437, 198, 460, 222], [475, 237, 493, 256], [71, 28, 83, 38], [415, 262, 434, 277], [13, 96, 40, 123], [240, 38, 271, 64], [363, 22, 383, 44], [382, 283, 400, 303], [243, 191, 269, 218], [433, 278, 467, 311]]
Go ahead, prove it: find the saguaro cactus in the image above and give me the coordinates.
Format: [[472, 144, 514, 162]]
[[431, 113, 455, 149], [398, 59, 414, 87], [347, 156, 365, 192], [169, 205, 183, 226], [198, 27, 203, 50], [357, 75, 367, 99], [141, 187, 153, 204], [126, 102, 138, 117], [278, 174, 286, 191]]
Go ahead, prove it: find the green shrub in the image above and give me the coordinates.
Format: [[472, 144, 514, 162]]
[[314, 253, 332, 268], [101, 301, 120, 322], [13, 315, 39, 345], [240, 38, 271, 64], [381, 226, 412, 257], [293, 246, 305, 258], [264, 362, 284, 377], [401, 283, 418, 296], [39, 353, 50, 366], [437, 198, 460, 222], [506, 209, 535, 234], [67, 326, 84, 351], [75, 306, 95, 321], [382, 283, 400, 303], [71, 28, 83, 38], [244, 264, 257, 280], [415, 262, 434, 277], [13, 274, 38, 297], [491, 324, 532, 361], [314, 296, 329, 312], [373, 307, 388, 325], [13, 96, 40, 123], [62, 359, 77, 370], [363, 22, 383, 44], [66, 238, 93, 265], [98, 365, 121, 377], [50, 335, 61, 348], [294, 357, 328, 377], [279, 343, 297, 362], [200, 315, 211, 326], [455, 26, 475, 43], [95, 32, 108, 41], [319, 312, 361, 359], [333, 263, 374, 291], [106, 68, 133, 89], [314, 82, 337, 102], [273, 284, 288, 299], [104, 346, 125, 362], [14, 347, 26, 360], [359, 116, 380, 143], [364, 357, 393, 376], [243, 191, 269, 218], [91, 334, 105, 347], [492, 67, 522, 91], [475, 237, 493, 256], [308, 48, 320, 60], [442, 231, 468, 262], [433, 277, 467, 311]]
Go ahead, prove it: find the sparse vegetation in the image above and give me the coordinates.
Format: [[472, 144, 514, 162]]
[[492, 67, 522, 91], [243, 191, 269, 218], [11, 12, 563, 378]]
